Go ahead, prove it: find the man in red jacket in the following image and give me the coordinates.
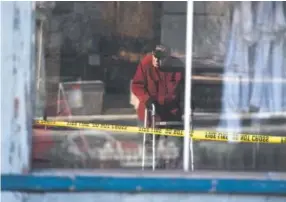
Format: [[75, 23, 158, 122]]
[[131, 45, 185, 168], [132, 45, 185, 124]]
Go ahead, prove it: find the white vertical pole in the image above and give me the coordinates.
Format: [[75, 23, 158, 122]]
[[183, 0, 194, 172], [36, 21, 43, 91]]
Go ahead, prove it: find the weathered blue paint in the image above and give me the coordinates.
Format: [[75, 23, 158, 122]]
[[2, 174, 286, 195]]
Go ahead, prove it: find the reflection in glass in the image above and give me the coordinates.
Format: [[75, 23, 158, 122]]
[[33, 2, 286, 172], [196, 1, 286, 171]]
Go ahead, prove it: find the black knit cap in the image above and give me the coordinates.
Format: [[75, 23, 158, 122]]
[[153, 45, 170, 59], [142, 42, 170, 57]]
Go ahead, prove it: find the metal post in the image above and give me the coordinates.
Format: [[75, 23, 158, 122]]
[[142, 108, 148, 170], [151, 104, 156, 171], [183, 0, 194, 172]]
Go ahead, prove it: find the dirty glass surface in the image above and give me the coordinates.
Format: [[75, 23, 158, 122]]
[[33, 1, 286, 172]]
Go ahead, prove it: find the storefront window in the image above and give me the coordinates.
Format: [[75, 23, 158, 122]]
[[33, 1, 286, 172]]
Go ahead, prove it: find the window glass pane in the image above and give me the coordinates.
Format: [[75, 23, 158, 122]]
[[33, 1, 286, 173], [33, 1, 186, 170], [191, 1, 286, 172]]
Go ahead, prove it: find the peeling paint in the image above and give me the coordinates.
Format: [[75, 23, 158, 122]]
[[1, 1, 35, 202]]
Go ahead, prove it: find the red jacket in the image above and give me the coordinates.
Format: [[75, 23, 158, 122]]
[[131, 54, 184, 123]]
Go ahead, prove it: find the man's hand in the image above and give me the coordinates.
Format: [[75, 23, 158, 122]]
[[145, 97, 158, 110]]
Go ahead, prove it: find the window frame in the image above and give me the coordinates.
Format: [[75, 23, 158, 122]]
[[2, 170, 286, 195]]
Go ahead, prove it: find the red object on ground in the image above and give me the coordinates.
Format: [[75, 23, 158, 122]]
[[71, 84, 81, 90]]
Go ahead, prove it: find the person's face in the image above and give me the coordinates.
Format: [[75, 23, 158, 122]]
[[152, 54, 161, 68]]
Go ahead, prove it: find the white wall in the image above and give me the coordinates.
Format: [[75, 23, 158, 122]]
[[1, 1, 35, 202]]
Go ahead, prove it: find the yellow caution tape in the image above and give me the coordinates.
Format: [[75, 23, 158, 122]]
[[34, 120, 286, 144]]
